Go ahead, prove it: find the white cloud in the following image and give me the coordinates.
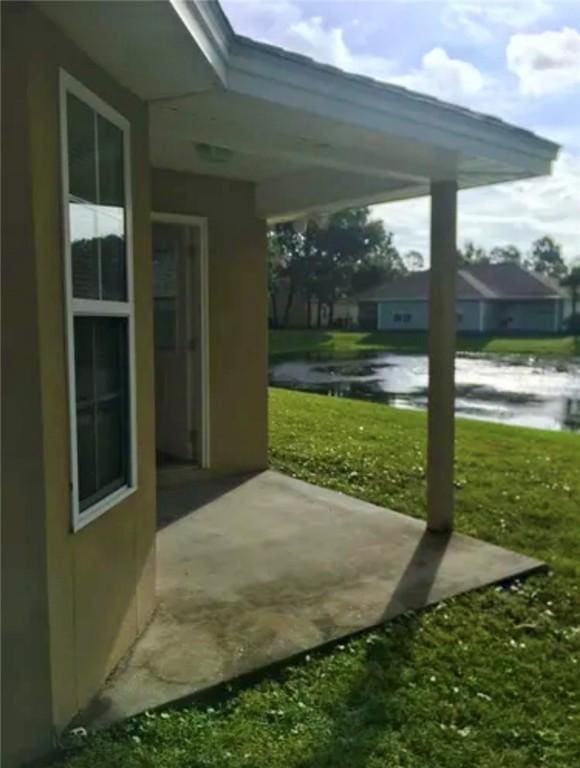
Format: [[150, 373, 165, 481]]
[[373, 152, 580, 265], [389, 47, 487, 104], [286, 16, 396, 81], [443, 0, 553, 43], [507, 27, 580, 96], [222, 0, 577, 264]]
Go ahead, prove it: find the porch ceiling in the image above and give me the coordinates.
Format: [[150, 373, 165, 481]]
[[82, 471, 544, 727], [41, 0, 559, 221]]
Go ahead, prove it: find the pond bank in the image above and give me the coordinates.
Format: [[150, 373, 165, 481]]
[[270, 350, 580, 432], [269, 329, 580, 359]]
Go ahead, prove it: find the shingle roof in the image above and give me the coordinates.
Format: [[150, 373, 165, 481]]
[[357, 264, 565, 302]]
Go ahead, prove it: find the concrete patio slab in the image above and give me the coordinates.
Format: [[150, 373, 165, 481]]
[[86, 470, 545, 726]]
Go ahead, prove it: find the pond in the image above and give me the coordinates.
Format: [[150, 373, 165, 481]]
[[270, 351, 580, 432]]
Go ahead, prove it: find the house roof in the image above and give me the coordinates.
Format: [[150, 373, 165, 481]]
[[357, 264, 565, 302], [41, 0, 559, 222]]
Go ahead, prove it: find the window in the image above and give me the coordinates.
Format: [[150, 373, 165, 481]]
[[61, 71, 136, 529], [393, 312, 412, 323]]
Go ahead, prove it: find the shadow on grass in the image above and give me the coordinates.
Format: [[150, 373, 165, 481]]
[[356, 331, 508, 355], [295, 530, 451, 768], [269, 330, 334, 357]]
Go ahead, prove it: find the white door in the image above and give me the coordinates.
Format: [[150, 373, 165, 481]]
[[153, 222, 195, 462]]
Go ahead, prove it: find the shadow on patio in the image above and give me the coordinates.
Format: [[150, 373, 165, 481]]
[[84, 470, 543, 728]]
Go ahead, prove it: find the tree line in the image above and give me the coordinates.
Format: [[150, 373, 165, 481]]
[[268, 206, 580, 329]]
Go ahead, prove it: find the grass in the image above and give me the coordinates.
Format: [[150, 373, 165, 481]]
[[269, 329, 580, 358], [54, 391, 579, 768]]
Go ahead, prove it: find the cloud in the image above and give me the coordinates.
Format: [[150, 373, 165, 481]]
[[507, 27, 580, 96], [286, 16, 396, 81], [222, 1, 396, 81], [443, 0, 553, 43], [373, 152, 580, 265], [389, 47, 487, 104], [223, 1, 486, 103]]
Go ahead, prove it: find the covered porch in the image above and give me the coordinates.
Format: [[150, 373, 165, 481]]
[[43, 0, 559, 537], [38, 0, 558, 740], [86, 470, 543, 725]]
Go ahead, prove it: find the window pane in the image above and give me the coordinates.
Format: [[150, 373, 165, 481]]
[[99, 206, 126, 300], [70, 202, 99, 299], [67, 94, 96, 203], [95, 317, 123, 396], [97, 397, 126, 489], [74, 317, 129, 511], [97, 115, 124, 207], [74, 317, 94, 404], [77, 406, 97, 507]]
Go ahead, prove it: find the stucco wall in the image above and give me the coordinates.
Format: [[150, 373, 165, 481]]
[[1, 6, 156, 763], [152, 170, 268, 473], [1, 6, 54, 764]]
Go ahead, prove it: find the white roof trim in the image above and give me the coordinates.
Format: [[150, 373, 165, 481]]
[[169, 1, 558, 183], [170, 0, 233, 85], [459, 269, 497, 299]]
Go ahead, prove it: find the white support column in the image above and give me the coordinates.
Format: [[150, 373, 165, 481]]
[[427, 180, 457, 532]]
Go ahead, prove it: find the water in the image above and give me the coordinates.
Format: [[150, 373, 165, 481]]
[[270, 351, 580, 432]]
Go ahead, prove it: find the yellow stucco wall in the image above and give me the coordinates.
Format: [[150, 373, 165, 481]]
[[152, 170, 268, 473], [1, 6, 54, 765], [1, 6, 156, 762], [2, 6, 268, 765]]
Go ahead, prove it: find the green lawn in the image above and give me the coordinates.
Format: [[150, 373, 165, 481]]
[[270, 329, 580, 358], [55, 391, 579, 768]]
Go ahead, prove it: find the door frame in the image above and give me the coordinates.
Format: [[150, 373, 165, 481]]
[[151, 212, 210, 468]]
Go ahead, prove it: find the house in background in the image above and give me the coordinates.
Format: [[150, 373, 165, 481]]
[[358, 263, 566, 333], [2, 1, 558, 766], [270, 278, 359, 328]]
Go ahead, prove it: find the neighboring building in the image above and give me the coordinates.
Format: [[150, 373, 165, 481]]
[[358, 264, 566, 333], [1, 2, 558, 766], [270, 279, 358, 328]]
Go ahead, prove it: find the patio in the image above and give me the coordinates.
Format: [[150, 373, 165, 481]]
[[84, 470, 544, 726]]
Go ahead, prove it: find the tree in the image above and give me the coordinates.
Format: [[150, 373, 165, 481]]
[[490, 244, 522, 265], [268, 207, 406, 328], [268, 223, 314, 328], [457, 240, 490, 265], [403, 250, 424, 272], [526, 236, 568, 281]]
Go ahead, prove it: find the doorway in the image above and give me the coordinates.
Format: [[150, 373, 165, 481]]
[[152, 213, 209, 469]]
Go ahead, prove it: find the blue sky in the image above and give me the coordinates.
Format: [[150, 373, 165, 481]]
[[221, 0, 580, 265]]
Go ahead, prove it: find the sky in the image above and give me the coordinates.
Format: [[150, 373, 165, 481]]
[[221, 0, 580, 266]]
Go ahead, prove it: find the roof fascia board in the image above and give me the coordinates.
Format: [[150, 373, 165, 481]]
[[227, 38, 557, 177], [169, 0, 233, 85]]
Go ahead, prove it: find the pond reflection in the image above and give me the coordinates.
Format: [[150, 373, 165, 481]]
[[270, 351, 580, 432]]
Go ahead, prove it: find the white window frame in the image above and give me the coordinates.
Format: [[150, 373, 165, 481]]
[[60, 69, 137, 532]]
